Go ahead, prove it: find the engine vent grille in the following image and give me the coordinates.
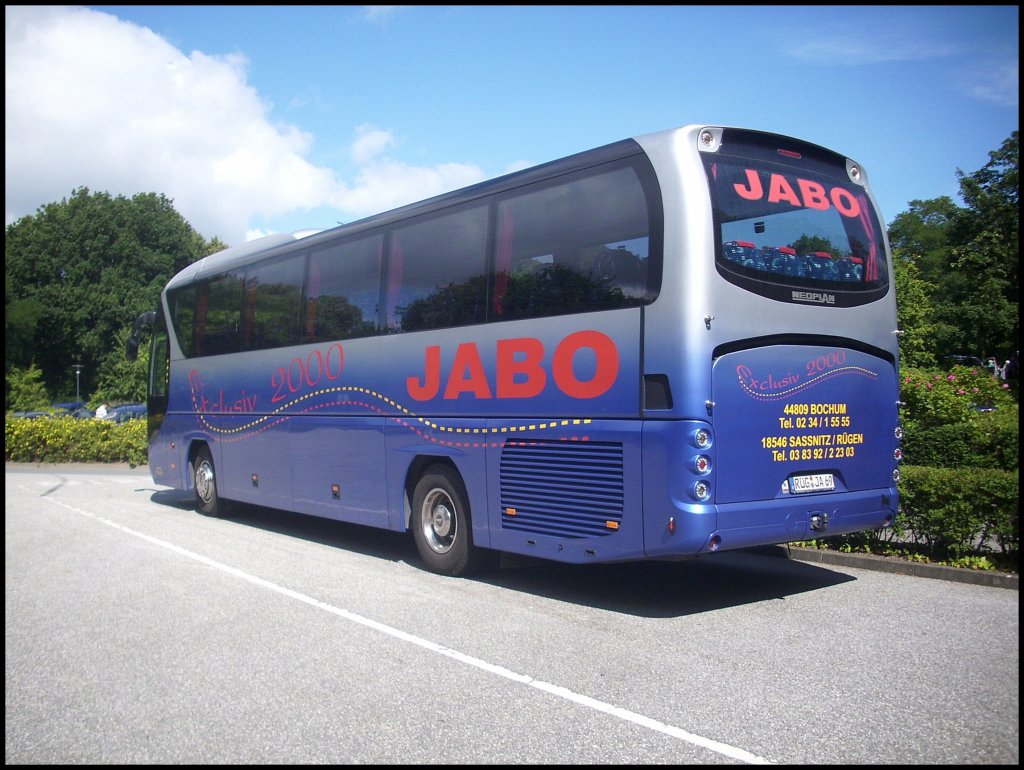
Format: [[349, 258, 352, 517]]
[[499, 439, 624, 538]]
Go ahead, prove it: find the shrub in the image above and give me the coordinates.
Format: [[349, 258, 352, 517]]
[[900, 365, 1015, 428], [6, 365, 51, 412], [897, 464, 1019, 559], [901, 405, 1019, 470], [5, 415, 147, 466]]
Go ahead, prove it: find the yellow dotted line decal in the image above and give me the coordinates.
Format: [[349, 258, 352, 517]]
[[192, 384, 592, 444]]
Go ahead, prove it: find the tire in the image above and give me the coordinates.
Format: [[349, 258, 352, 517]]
[[192, 446, 227, 517], [411, 465, 491, 576]]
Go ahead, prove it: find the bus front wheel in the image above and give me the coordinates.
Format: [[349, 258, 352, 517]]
[[193, 446, 226, 517], [411, 465, 489, 576]]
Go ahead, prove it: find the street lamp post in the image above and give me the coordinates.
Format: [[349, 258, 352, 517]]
[[72, 363, 83, 400]]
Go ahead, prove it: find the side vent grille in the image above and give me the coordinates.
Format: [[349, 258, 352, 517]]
[[499, 439, 624, 538]]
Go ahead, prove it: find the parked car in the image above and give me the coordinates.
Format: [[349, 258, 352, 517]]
[[105, 403, 147, 423], [52, 400, 86, 412], [52, 401, 94, 419], [941, 354, 984, 368], [10, 410, 52, 419]]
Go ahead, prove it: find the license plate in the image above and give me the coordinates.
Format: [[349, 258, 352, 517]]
[[789, 473, 835, 494]]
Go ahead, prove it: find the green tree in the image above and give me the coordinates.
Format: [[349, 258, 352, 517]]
[[886, 196, 959, 286], [5, 272, 45, 375], [944, 131, 1019, 360], [91, 328, 150, 405], [887, 133, 1019, 364], [5, 187, 218, 401], [5, 364, 51, 412], [892, 256, 945, 369]]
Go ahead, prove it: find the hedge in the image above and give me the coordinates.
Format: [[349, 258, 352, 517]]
[[5, 415, 147, 466], [893, 464, 1018, 558]]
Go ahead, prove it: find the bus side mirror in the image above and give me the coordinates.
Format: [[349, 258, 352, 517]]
[[127, 311, 157, 361]]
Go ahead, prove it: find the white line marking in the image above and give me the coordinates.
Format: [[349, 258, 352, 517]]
[[37, 492, 773, 764]]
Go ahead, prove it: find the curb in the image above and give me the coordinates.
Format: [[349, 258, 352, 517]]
[[762, 545, 1019, 590]]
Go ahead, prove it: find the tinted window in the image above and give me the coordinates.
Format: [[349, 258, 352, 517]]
[[492, 161, 656, 321], [168, 271, 245, 358], [187, 272, 245, 357], [150, 322, 170, 398], [168, 285, 198, 358], [242, 253, 304, 350], [167, 153, 664, 357], [385, 204, 489, 332], [704, 140, 889, 306], [305, 234, 383, 342]]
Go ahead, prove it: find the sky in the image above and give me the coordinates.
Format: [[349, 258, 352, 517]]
[[5, 5, 1019, 247]]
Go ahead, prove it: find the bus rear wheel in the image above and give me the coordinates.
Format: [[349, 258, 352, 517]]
[[193, 446, 227, 517], [411, 465, 490, 576]]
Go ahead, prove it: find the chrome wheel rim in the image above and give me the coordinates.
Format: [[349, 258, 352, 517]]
[[420, 489, 456, 554], [196, 460, 215, 504]]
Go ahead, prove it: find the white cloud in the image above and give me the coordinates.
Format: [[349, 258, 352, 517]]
[[331, 157, 485, 220], [785, 35, 960, 67], [361, 6, 408, 25], [4, 6, 483, 245], [954, 56, 1019, 109], [350, 125, 397, 166]]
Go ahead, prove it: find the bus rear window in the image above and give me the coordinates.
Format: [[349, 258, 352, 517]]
[[704, 150, 889, 307]]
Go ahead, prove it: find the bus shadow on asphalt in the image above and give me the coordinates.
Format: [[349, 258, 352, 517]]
[[152, 494, 421, 564], [149, 488, 200, 510], [152, 494, 855, 618], [479, 551, 856, 618]]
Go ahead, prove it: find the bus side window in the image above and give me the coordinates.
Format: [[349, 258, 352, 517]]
[[306, 234, 383, 342], [241, 252, 305, 351], [385, 203, 489, 333], [493, 161, 652, 320], [168, 285, 198, 358], [200, 272, 244, 356]]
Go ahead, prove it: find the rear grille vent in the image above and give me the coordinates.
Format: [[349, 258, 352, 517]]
[[499, 439, 624, 538]]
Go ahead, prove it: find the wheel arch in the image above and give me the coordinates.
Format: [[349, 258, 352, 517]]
[[186, 439, 212, 494], [407, 456, 497, 576]]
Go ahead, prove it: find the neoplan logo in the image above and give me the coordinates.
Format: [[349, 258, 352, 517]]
[[792, 290, 836, 305]]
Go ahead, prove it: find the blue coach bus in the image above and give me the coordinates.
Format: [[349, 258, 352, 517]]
[[128, 124, 902, 576]]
